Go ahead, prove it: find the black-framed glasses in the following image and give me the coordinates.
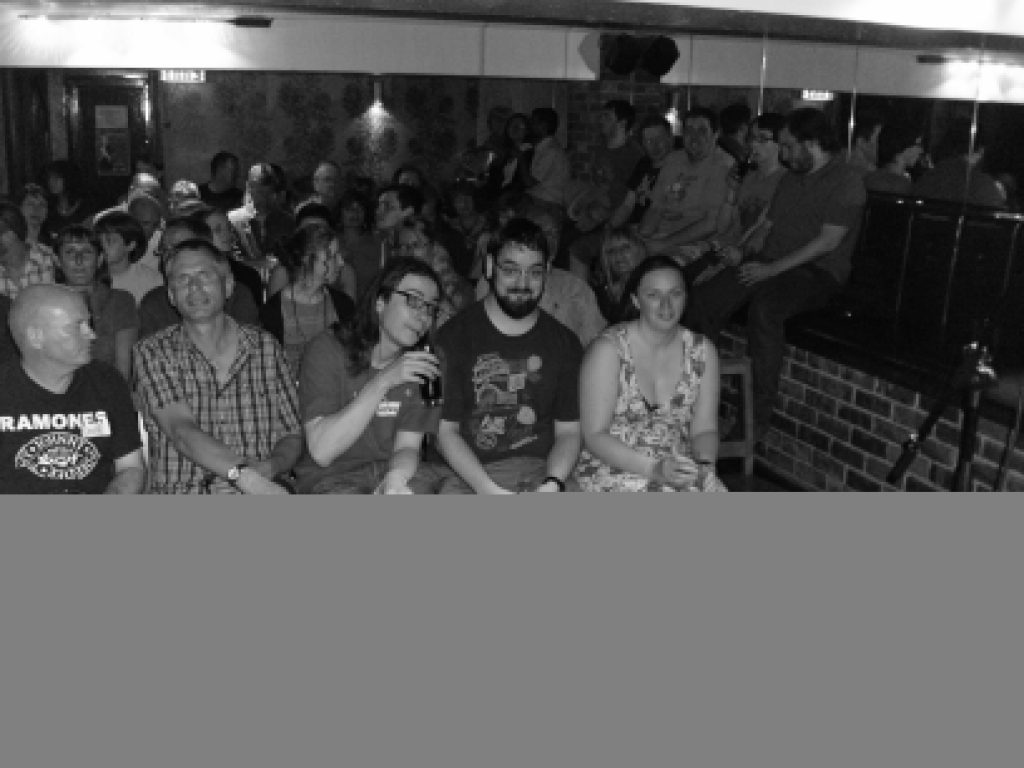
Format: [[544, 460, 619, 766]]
[[393, 289, 440, 318]]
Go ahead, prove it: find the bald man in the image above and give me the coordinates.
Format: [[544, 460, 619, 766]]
[[0, 285, 145, 493]]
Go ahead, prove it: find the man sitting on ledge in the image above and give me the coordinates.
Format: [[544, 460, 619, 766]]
[[685, 107, 866, 445]]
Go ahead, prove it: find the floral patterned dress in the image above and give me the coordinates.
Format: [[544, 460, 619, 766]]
[[574, 324, 727, 492]]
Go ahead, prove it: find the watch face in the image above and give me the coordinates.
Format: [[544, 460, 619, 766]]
[[228, 464, 245, 482]]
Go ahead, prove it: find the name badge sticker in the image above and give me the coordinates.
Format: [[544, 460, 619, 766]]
[[376, 400, 400, 418]]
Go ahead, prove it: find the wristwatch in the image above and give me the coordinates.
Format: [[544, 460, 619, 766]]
[[226, 462, 251, 488], [542, 476, 566, 492]]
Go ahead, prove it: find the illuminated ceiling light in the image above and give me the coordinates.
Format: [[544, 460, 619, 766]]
[[801, 89, 835, 101], [368, 78, 387, 118]]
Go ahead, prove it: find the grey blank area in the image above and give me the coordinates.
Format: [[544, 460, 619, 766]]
[[1, 496, 1021, 768]]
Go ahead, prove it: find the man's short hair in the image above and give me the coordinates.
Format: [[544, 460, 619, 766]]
[[752, 112, 786, 143], [719, 103, 752, 137], [786, 108, 841, 152], [314, 160, 341, 177], [94, 211, 147, 264], [684, 106, 719, 133], [55, 223, 101, 257], [495, 217, 550, 263], [603, 99, 637, 132], [531, 107, 559, 136], [0, 202, 28, 243], [165, 237, 230, 278], [210, 151, 238, 177], [639, 114, 672, 136]]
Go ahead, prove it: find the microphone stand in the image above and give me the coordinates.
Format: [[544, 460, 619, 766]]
[[887, 339, 997, 490]]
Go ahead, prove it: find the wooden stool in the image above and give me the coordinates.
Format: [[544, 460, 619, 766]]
[[718, 355, 756, 476]]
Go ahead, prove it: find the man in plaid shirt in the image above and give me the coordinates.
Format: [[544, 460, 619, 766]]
[[132, 238, 302, 494]]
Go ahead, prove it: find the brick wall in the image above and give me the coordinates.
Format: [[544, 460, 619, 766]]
[[718, 329, 1024, 492]]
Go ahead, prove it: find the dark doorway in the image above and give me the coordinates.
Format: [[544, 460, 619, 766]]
[[1, 69, 50, 196], [65, 71, 160, 211]]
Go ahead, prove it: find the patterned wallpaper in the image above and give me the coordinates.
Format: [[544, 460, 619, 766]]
[[161, 72, 561, 191]]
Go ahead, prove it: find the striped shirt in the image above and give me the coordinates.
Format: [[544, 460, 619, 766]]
[[132, 320, 301, 494]]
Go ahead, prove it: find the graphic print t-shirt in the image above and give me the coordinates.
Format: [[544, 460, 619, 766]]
[[0, 360, 141, 493], [437, 301, 583, 462]]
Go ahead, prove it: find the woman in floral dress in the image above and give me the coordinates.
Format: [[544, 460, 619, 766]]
[[575, 254, 727, 492]]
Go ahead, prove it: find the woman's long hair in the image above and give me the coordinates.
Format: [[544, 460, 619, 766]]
[[335, 257, 441, 376], [282, 224, 334, 285]]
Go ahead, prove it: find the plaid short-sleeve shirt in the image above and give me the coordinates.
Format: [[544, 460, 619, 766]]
[[132, 320, 302, 494]]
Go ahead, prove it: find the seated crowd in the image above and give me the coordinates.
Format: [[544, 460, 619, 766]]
[[1, 98, 976, 494]]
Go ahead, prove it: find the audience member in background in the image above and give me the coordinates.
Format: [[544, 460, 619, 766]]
[[393, 163, 427, 190], [685, 108, 866, 444], [311, 160, 344, 221], [94, 211, 163, 307], [590, 228, 647, 324], [912, 118, 1006, 208], [54, 225, 138, 381], [609, 115, 682, 232], [199, 151, 244, 213], [195, 204, 267, 309], [717, 103, 752, 167], [19, 183, 56, 251], [0, 202, 54, 300], [396, 220, 472, 326], [338, 191, 380, 300], [133, 238, 301, 495], [0, 284, 144, 493], [229, 162, 296, 268], [137, 215, 260, 339], [295, 258, 444, 494], [522, 107, 571, 228], [126, 188, 167, 271], [575, 255, 726, 492], [566, 99, 644, 281], [477, 105, 514, 204], [43, 160, 92, 232], [471, 190, 524, 283], [864, 124, 925, 195], [260, 225, 356, 378], [638, 106, 731, 255], [265, 201, 342, 298], [434, 218, 583, 494], [445, 182, 488, 277], [686, 112, 788, 287], [499, 112, 532, 195], [375, 183, 424, 269], [168, 179, 201, 215], [846, 109, 885, 173]]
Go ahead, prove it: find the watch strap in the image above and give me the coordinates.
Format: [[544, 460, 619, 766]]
[[542, 475, 566, 492]]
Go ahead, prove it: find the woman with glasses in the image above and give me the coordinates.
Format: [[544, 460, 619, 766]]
[[260, 225, 357, 378], [293, 257, 445, 494], [575, 255, 727, 492], [54, 225, 138, 381]]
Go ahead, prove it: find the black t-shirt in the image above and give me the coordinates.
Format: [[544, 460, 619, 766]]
[[436, 301, 582, 462], [199, 184, 244, 214], [625, 156, 662, 225], [0, 360, 142, 494]]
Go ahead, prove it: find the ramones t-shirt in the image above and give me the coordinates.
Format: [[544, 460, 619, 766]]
[[0, 360, 142, 494], [436, 301, 583, 462]]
